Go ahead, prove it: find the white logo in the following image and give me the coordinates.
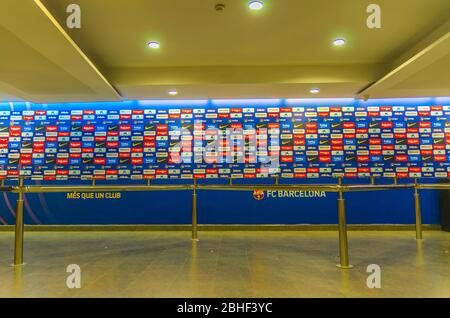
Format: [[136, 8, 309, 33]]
[[267, 190, 326, 199], [66, 264, 81, 288]]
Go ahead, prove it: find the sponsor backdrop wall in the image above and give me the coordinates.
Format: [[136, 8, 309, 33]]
[[0, 97, 448, 225]]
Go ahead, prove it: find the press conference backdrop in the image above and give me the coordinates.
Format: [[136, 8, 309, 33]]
[[0, 97, 448, 225]]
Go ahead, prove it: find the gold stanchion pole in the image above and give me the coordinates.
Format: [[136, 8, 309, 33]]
[[370, 176, 375, 185], [192, 178, 198, 241], [14, 177, 25, 266], [275, 176, 279, 185], [414, 178, 423, 240], [337, 177, 352, 269]]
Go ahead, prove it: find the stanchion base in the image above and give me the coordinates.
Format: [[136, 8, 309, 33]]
[[10, 262, 26, 267], [336, 264, 353, 269]]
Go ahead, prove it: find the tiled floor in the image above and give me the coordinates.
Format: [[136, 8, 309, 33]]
[[0, 230, 449, 297]]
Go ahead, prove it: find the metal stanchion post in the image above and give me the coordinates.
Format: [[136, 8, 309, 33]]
[[192, 178, 198, 241], [275, 176, 279, 185], [337, 177, 352, 269], [414, 179, 423, 240], [14, 177, 25, 266]]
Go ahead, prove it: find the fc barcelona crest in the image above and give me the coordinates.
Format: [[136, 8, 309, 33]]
[[253, 190, 265, 200]]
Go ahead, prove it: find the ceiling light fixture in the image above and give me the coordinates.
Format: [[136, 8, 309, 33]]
[[168, 89, 178, 96], [310, 88, 320, 94], [147, 41, 160, 49], [215, 3, 225, 12], [332, 38, 346, 46], [248, 1, 264, 10]]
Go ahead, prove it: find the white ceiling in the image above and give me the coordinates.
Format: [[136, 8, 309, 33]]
[[0, 0, 449, 103]]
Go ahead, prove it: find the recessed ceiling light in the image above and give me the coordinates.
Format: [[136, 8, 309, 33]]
[[147, 41, 160, 49], [310, 88, 320, 94], [215, 3, 225, 12], [333, 38, 346, 46], [168, 89, 178, 96], [248, 1, 264, 10]]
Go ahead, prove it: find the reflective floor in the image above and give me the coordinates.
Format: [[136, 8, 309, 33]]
[[0, 230, 449, 297]]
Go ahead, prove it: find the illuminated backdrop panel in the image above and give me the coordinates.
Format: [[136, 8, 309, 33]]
[[0, 99, 449, 180], [0, 98, 446, 225]]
